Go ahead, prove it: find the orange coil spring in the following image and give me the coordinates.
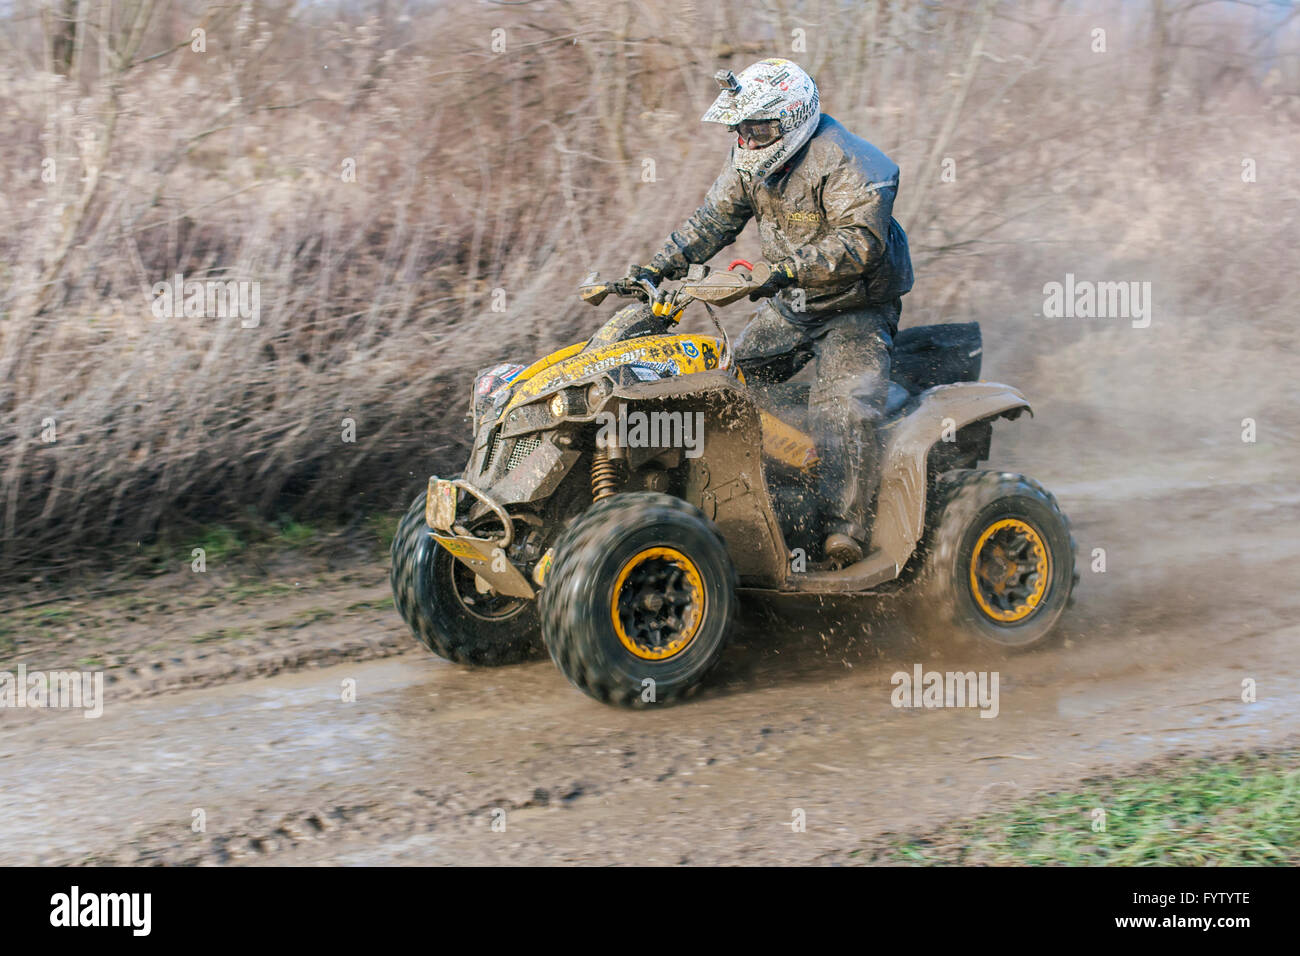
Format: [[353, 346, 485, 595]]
[[591, 449, 622, 502]]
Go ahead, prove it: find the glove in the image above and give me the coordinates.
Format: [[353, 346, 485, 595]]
[[626, 259, 687, 285], [747, 260, 798, 301]]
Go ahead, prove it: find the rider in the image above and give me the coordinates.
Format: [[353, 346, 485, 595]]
[[629, 58, 913, 566]]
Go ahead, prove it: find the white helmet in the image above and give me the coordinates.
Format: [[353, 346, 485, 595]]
[[701, 58, 821, 178]]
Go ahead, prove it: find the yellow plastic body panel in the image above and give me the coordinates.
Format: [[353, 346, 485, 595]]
[[759, 412, 819, 471], [503, 334, 728, 414], [509, 341, 588, 388]]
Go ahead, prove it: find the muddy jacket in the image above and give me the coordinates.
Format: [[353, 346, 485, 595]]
[[652, 115, 913, 321]]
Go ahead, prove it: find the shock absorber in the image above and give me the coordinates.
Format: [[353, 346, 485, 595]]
[[591, 448, 623, 502]]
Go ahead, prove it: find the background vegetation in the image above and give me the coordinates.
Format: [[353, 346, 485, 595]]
[[2, 0, 1297, 580]]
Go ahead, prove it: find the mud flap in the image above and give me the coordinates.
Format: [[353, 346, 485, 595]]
[[604, 371, 790, 587], [873, 382, 1031, 569]]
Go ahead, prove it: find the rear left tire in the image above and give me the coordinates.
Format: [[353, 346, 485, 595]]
[[905, 470, 1076, 651]]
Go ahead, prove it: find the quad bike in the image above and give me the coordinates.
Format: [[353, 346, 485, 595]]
[[391, 261, 1076, 705]]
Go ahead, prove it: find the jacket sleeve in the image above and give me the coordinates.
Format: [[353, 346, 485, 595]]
[[788, 153, 897, 290], [650, 160, 753, 275]]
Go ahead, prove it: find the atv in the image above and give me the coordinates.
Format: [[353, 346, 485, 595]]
[[391, 262, 1076, 705]]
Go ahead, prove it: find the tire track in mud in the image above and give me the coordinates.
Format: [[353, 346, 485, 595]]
[[5, 616, 1295, 865], [2, 465, 1297, 864]]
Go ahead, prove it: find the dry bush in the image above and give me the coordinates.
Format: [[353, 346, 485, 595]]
[[0, 0, 1297, 580]]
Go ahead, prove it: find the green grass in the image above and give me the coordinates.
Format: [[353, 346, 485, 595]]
[[192, 525, 245, 562], [345, 596, 394, 612], [226, 581, 300, 602], [874, 751, 1299, 865], [189, 627, 248, 645], [264, 607, 336, 631], [141, 516, 319, 571], [275, 520, 318, 548], [365, 511, 402, 557]]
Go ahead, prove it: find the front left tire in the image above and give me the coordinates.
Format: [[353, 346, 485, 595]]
[[539, 492, 737, 706]]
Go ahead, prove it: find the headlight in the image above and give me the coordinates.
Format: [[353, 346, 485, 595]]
[[549, 387, 588, 419]]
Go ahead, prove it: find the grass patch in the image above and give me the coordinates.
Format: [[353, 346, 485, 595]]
[[193, 525, 245, 562], [189, 627, 248, 645], [346, 596, 394, 612], [273, 517, 319, 549], [226, 581, 301, 602], [366, 512, 402, 558], [140, 516, 316, 573], [873, 751, 1299, 866], [264, 608, 337, 631]]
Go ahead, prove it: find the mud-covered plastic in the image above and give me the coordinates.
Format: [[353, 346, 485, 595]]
[[678, 261, 772, 305]]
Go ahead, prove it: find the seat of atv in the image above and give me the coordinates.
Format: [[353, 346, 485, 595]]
[[752, 379, 917, 435], [752, 322, 983, 454]]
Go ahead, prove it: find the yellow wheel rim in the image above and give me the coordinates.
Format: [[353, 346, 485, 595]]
[[611, 547, 706, 661], [969, 518, 1050, 623]]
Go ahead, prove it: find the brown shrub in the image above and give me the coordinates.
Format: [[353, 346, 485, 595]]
[[1, 0, 1297, 577]]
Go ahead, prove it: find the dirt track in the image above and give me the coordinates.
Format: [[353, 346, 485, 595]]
[[2, 437, 1296, 866]]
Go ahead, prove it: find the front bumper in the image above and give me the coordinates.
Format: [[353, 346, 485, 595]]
[[425, 476, 534, 599]]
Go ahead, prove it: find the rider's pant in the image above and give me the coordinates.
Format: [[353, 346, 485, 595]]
[[734, 297, 901, 547]]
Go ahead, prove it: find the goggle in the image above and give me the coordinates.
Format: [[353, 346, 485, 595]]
[[731, 119, 783, 149]]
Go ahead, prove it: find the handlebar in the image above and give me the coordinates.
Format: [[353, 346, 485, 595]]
[[578, 264, 753, 373], [606, 275, 662, 302], [579, 259, 773, 315], [588, 273, 690, 321]]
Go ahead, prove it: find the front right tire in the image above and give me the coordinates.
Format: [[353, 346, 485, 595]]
[[390, 491, 539, 665]]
